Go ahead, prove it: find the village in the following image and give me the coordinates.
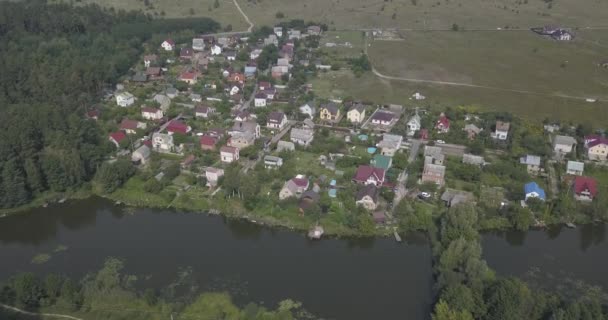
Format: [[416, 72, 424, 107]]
[[90, 22, 608, 237]]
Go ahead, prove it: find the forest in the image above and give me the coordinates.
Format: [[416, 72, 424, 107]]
[[0, 0, 220, 208]]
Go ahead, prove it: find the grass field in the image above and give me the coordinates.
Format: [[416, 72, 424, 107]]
[[368, 30, 608, 98], [58, 0, 248, 30], [240, 0, 608, 30], [311, 69, 608, 126]]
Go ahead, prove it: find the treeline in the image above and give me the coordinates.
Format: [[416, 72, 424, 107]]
[[0, 0, 219, 208], [430, 203, 607, 320], [0, 258, 310, 320]]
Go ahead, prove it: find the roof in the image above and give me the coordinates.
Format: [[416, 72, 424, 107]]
[[436, 115, 450, 128], [356, 184, 378, 202], [146, 67, 161, 76], [163, 39, 175, 45], [255, 93, 267, 99], [277, 140, 295, 151], [372, 111, 395, 122], [520, 155, 541, 166], [441, 189, 474, 206], [524, 182, 546, 200], [587, 136, 608, 148], [303, 118, 315, 128], [464, 124, 482, 134], [195, 105, 212, 113], [496, 121, 510, 132], [424, 163, 446, 175], [378, 133, 403, 149], [133, 145, 151, 158], [181, 155, 196, 166], [264, 155, 282, 162], [567, 161, 584, 172], [292, 176, 309, 188], [291, 128, 314, 139], [220, 146, 238, 154], [354, 165, 385, 183], [231, 121, 258, 134], [554, 135, 577, 146], [120, 119, 140, 130], [180, 48, 193, 57], [109, 131, 126, 143], [574, 176, 598, 197], [320, 102, 339, 115], [180, 72, 197, 80], [200, 135, 217, 146], [371, 154, 392, 170], [349, 103, 366, 113], [268, 111, 286, 123], [142, 106, 160, 114], [166, 120, 189, 134]]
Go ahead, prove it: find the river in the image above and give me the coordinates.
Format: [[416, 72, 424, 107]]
[[0, 198, 433, 320]]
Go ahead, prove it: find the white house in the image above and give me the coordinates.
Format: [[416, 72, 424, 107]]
[[346, 104, 366, 124], [406, 113, 421, 136], [267, 112, 288, 130], [264, 155, 283, 169], [230, 85, 240, 96], [141, 107, 163, 120], [220, 146, 239, 163], [131, 145, 151, 164], [493, 121, 510, 140], [553, 135, 577, 154], [290, 128, 314, 146], [192, 38, 205, 51], [205, 167, 224, 187], [210, 45, 222, 55], [161, 39, 175, 51], [116, 92, 135, 107], [254, 93, 267, 107], [377, 134, 403, 157], [152, 132, 175, 154], [299, 102, 315, 119], [250, 49, 263, 60], [273, 27, 283, 37], [567, 161, 585, 176]]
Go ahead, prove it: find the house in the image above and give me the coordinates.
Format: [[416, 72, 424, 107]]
[[165, 87, 179, 99], [264, 34, 279, 46], [153, 94, 171, 111], [524, 182, 546, 201], [356, 184, 379, 211], [370, 111, 396, 126], [180, 48, 194, 60], [161, 39, 175, 51], [573, 176, 598, 201], [244, 65, 257, 77], [279, 175, 310, 200], [318, 103, 340, 122], [132, 72, 147, 83], [144, 54, 158, 67], [116, 92, 134, 107], [435, 114, 450, 133], [493, 121, 510, 140], [552, 29, 573, 41], [288, 29, 301, 40], [234, 111, 256, 122], [179, 71, 198, 85], [220, 146, 239, 163], [258, 81, 272, 91], [254, 93, 267, 107], [299, 102, 316, 119], [267, 112, 288, 130], [250, 49, 263, 60], [421, 163, 446, 186], [462, 154, 485, 166], [145, 67, 162, 79], [200, 135, 218, 151], [192, 38, 206, 51], [372, 211, 386, 224], [586, 137, 608, 161], [228, 132, 255, 149], [441, 189, 474, 207], [520, 155, 542, 174], [205, 167, 224, 187], [463, 124, 482, 140], [277, 140, 295, 152], [166, 120, 191, 135], [566, 161, 584, 176], [229, 85, 240, 96], [377, 134, 403, 157], [424, 146, 445, 165], [273, 26, 283, 37], [86, 109, 100, 121], [225, 50, 236, 61], [407, 113, 421, 136], [227, 72, 245, 83], [210, 44, 222, 55], [553, 135, 577, 154], [229, 121, 260, 139], [277, 58, 290, 66], [120, 119, 146, 134], [299, 190, 320, 213], [181, 155, 196, 169], [109, 131, 127, 148], [347, 104, 366, 124], [353, 165, 385, 186], [290, 128, 314, 146], [307, 25, 322, 36], [264, 155, 283, 169], [190, 93, 202, 102], [370, 154, 392, 171], [271, 65, 289, 79], [152, 132, 175, 153], [131, 145, 151, 164], [141, 107, 163, 120], [195, 105, 215, 118], [303, 118, 315, 130]]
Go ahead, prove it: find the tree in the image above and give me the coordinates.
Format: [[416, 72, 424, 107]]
[[10, 273, 43, 308], [275, 11, 285, 19], [1, 158, 30, 208], [432, 300, 474, 320], [93, 159, 135, 194], [452, 23, 460, 31], [484, 278, 534, 320], [180, 293, 241, 319]]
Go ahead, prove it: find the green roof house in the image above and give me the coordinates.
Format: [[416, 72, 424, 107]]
[[371, 154, 392, 171]]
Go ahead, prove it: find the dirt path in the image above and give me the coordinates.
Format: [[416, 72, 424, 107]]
[[0, 303, 84, 320], [232, 0, 254, 33], [363, 35, 599, 102]]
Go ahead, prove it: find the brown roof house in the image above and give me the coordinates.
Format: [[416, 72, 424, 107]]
[[421, 163, 446, 186], [356, 184, 379, 211], [279, 175, 310, 200]]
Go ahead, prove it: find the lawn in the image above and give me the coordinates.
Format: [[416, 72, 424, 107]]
[[368, 31, 608, 98], [54, 0, 248, 30], [310, 69, 608, 127], [239, 0, 608, 30], [320, 31, 366, 58]]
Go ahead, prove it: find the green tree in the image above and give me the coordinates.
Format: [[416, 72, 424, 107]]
[[432, 300, 474, 320]]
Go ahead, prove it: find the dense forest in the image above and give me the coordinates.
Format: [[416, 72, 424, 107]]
[[0, 0, 220, 208]]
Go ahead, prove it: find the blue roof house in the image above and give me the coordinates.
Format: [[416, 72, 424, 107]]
[[524, 182, 546, 201]]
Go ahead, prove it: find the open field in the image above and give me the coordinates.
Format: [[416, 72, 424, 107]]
[[310, 69, 608, 127], [320, 31, 366, 58], [368, 30, 608, 99], [240, 0, 608, 30], [54, 0, 248, 30]]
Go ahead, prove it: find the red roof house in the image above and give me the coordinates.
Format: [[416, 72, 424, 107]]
[[574, 176, 598, 201], [353, 165, 385, 187], [200, 135, 218, 151], [109, 131, 126, 148], [436, 114, 450, 133], [166, 120, 191, 135], [179, 71, 198, 84]]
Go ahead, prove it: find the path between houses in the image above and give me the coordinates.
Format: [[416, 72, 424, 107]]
[[0, 303, 84, 320]]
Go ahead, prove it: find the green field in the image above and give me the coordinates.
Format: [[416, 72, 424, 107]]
[[240, 0, 608, 30], [58, 0, 248, 30]]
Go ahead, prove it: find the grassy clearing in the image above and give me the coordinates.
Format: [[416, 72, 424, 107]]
[[320, 31, 366, 58], [55, 0, 248, 30], [311, 69, 608, 126], [368, 31, 608, 98], [240, 0, 608, 30]]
